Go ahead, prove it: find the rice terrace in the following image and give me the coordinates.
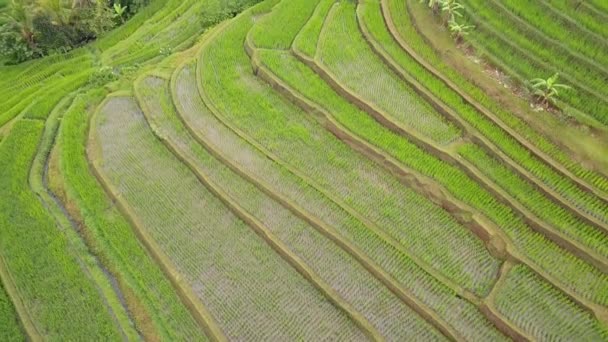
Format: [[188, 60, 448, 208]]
[[1, 0, 608, 340]]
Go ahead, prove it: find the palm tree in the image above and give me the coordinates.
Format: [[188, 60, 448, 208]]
[[39, 0, 73, 25], [1, 0, 36, 48], [529, 73, 572, 106]]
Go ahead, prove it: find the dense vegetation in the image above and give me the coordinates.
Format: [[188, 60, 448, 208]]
[[1, 0, 607, 340]]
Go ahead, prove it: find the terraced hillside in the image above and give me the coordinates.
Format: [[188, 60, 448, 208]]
[[1, 0, 607, 340]]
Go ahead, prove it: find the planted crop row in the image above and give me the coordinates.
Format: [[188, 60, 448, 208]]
[[314, 2, 461, 146], [388, 0, 608, 192], [541, 0, 608, 41], [292, 0, 335, 58], [458, 144, 608, 260], [256, 49, 608, 310], [314, 1, 608, 245], [0, 119, 123, 340], [0, 69, 93, 127], [180, 60, 508, 340], [586, 0, 608, 17], [91, 95, 365, 341], [378, 2, 608, 210], [139, 74, 448, 341], [100, 0, 192, 64], [463, 0, 608, 87], [0, 281, 24, 342], [325, 2, 608, 266], [54, 90, 205, 340], [459, 0, 608, 125], [249, 0, 320, 49], [29, 95, 140, 341], [107, 0, 207, 67], [494, 264, 608, 341], [204, 4, 502, 297], [496, 0, 608, 68]]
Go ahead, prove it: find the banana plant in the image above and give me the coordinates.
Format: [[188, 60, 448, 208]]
[[441, 0, 464, 21], [113, 2, 127, 23], [529, 73, 572, 106], [448, 19, 474, 42]]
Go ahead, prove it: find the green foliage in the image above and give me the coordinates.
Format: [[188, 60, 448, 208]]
[[529, 72, 572, 106], [57, 90, 204, 340], [0, 119, 122, 340], [0, 0, 146, 63], [0, 282, 24, 342]]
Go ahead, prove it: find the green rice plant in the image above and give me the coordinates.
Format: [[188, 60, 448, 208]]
[[101, 0, 194, 64], [92, 95, 365, 341], [292, 0, 335, 57], [459, 0, 608, 124], [29, 95, 140, 341], [257, 49, 608, 308], [540, 0, 608, 42], [458, 144, 608, 259], [107, 0, 205, 66], [0, 119, 123, 340], [202, 5, 502, 297], [464, 0, 608, 81], [369, 0, 608, 223], [95, 0, 182, 52], [588, 0, 608, 13], [249, 0, 320, 49], [179, 63, 507, 340], [384, 0, 608, 196], [494, 265, 608, 340], [55, 89, 205, 340], [498, 0, 608, 69], [0, 282, 24, 342], [139, 74, 447, 341], [315, 1, 461, 146]]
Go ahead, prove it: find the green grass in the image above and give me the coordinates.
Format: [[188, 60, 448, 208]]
[[54, 90, 205, 340], [495, 265, 608, 340], [92, 94, 365, 341], [0, 119, 123, 340]]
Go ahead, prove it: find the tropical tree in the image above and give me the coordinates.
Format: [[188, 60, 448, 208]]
[[39, 0, 73, 25], [529, 73, 572, 106], [1, 0, 36, 48]]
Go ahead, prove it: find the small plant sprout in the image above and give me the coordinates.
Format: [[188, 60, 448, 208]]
[[113, 3, 127, 23], [529, 73, 572, 107]]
